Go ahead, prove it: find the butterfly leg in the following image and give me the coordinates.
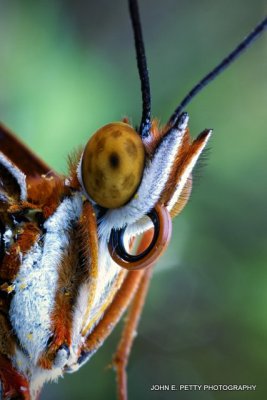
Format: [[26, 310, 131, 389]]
[[78, 230, 154, 400], [79, 230, 153, 361], [113, 265, 153, 400]]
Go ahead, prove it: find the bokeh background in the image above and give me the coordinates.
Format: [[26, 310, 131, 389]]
[[0, 0, 267, 399]]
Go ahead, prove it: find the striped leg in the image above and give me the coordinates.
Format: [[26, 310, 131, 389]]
[[80, 230, 155, 399], [81, 230, 153, 355], [80, 270, 145, 359], [113, 265, 153, 400]]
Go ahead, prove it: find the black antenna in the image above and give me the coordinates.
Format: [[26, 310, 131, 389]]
[[129, 0, 151, 139], [169, 17, 267, 128]]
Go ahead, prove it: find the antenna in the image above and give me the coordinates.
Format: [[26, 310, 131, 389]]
[[169, 17, 267, 128], [129, 0, 151, 138]]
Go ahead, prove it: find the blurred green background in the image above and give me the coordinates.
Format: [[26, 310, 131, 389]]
[[1, 0, 267, 399]]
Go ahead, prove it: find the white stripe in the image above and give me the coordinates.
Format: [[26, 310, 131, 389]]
[[85, 239, 123, 329], [167, 131, 212, 212], [71, 236, 123, 351], [10, 194, 83, 364]]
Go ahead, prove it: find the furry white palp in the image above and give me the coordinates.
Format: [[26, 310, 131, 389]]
[[167, 130, 212, 212], [97, 118, 188, 240]]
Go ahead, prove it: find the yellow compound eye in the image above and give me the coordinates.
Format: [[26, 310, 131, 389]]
[[81, 122, 145, 208]]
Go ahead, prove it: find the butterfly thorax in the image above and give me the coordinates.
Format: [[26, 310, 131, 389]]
[[0, 168, 125, 398]]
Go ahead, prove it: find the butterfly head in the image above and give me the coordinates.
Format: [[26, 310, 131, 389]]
[[76, 112, 211, 270]]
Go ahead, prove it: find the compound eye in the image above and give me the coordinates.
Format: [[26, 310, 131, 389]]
[[81, 122, 145, 208]]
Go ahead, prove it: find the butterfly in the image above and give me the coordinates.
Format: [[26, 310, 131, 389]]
[[0, 1, 266, 399]]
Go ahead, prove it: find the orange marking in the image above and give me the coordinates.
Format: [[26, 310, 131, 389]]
[[27, 175, 66, 218], [39, 236, 80, 369], [39, 202, 98, 369], [0, 222, 40, 281], [0, 354, 30, 400]]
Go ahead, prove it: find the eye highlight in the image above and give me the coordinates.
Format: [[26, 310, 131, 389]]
[[81, 122, 145, 208]]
